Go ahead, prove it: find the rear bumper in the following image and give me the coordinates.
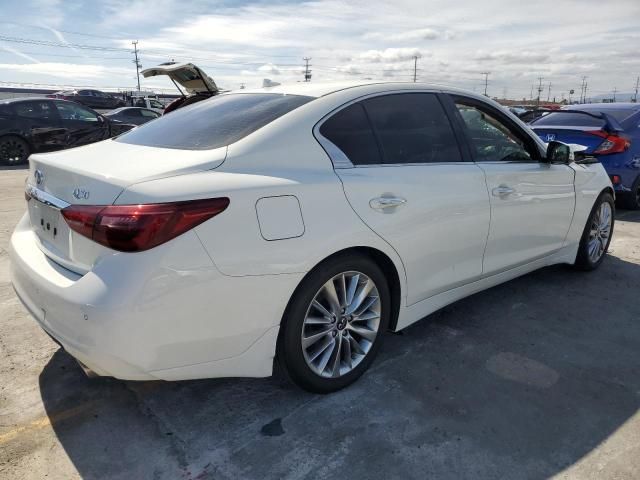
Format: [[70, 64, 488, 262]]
[[10, 213, 303, 380]]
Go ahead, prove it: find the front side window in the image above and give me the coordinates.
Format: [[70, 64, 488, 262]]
[[455, 101, 536, 162], [54, 101, 99, 122], [363, 93, 462, 164], [116, 93, 313, 150]]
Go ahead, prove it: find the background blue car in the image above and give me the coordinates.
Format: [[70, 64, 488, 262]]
[[531, 103, 640, 209]]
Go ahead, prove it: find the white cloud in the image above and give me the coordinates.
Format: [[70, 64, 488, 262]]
[[357, 48, 425, 63], [257, 63, 281, 75], [0, 62, 131, 80], [2, 46, 40, 64]]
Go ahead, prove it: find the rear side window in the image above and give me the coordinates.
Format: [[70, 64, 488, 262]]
[[533, 109, 639, 127], [319, 103, 382, 165], [116, 93, 313, 150], [14, 101, 56, 120], [363, 93, 462, 164]]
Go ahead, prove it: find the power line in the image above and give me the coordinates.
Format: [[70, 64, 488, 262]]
[[0, 34, 129, 52]]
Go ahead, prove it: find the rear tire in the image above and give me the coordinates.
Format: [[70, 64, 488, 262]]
[[0, 135, 30, 166], [277, 253, 391, 393], [575, 192, 615, 270], [620, 177, 640, 210]]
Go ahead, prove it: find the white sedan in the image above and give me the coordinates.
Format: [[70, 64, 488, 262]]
[[10, 82, 614, 393]]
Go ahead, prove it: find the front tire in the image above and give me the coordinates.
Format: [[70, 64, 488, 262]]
[[575, 192, 615, 270], [277, 253, 391, 393], [0, 136, 30, 166]]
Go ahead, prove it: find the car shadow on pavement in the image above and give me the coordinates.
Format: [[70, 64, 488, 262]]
[[39, 254, 640, 480], [616, 208, 640, 223], [0, 164, 28, 171]]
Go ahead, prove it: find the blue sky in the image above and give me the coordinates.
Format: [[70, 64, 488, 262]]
[[1, 0, 639, 100]]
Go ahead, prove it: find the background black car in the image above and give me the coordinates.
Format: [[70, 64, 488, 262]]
[[103, 107, 160, 126], [47, 89, 125, 110], [0, 98, 135, 165]]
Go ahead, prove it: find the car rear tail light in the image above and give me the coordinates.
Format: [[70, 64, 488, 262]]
[[589, 130, 631, 155], [61, 198, 229, 252], [610, 175, 621, 185]]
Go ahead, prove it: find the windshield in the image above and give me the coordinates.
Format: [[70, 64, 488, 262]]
[[533, 108, 638, 127], [116, 93, 314, 150]]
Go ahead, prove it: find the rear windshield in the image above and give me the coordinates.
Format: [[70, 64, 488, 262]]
[[533, 108, 638, 127], [116, 93, 314, 150]]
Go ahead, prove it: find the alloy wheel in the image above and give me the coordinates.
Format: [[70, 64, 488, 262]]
[[587, 201, 612, 263], [301, 271, 381, 378]]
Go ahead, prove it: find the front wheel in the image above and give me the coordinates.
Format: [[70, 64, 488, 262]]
[[277, 254, 391, 393], [575, 192, 615, 270]]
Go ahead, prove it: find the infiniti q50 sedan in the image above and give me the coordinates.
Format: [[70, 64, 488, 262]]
[[10, 82, 614, 393]]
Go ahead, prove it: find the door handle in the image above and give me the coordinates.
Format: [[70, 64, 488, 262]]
[[492, 185, 515, 197], [369, 196, 407, 210]]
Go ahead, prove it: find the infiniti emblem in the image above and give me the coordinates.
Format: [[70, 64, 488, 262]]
[[34, 169, 44, 186], [72, 188, 90, 200]]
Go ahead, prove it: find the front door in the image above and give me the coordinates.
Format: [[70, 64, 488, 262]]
[[451, 96, 575, 274], [319, 92, 491, 305], [53, 101, 110, 147]]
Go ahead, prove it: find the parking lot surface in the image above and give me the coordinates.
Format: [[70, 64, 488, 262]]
[[1, 165, 639, 480]]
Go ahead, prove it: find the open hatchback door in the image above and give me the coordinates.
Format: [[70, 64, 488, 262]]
[[141, 62, 219, 113]]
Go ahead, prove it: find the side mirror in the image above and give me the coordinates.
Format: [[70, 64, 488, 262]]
[[546, 141, 572, 164]]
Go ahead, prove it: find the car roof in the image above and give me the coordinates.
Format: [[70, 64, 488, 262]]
[[233, 81, 483, 99], [0, 96, 55, 104]]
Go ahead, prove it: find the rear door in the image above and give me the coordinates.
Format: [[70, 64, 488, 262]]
[[12, 100, 67, 152], [450, 95, 575, 274], [320, 92, 490, 305], [53, 101, 109, 146]]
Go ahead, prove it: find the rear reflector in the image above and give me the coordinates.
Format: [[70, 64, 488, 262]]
[[610, 175, 621, 185], [589, 130, 631, 155], [62, 198, 229, 252]]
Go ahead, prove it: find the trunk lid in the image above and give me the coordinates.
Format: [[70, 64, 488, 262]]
[[26, 139, 227, 274], [28, 139, 227, 204], [531, 126, 605, 153]]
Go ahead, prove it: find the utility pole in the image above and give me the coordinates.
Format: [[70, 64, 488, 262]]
[[503, 86, 507, 100], [481, 72, 490, 96], [547, 82, 551, 102], [536, 76, 544, 107], [583, 80, 588, 103], [612, 87, 617, 102], [413, 55, 418, 83], [579, 76, 587, 103], [530, 84, 534, 101], [132, 40, 141, 91], [303, 57, 312, 82], [634, 76, 639, 103]]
